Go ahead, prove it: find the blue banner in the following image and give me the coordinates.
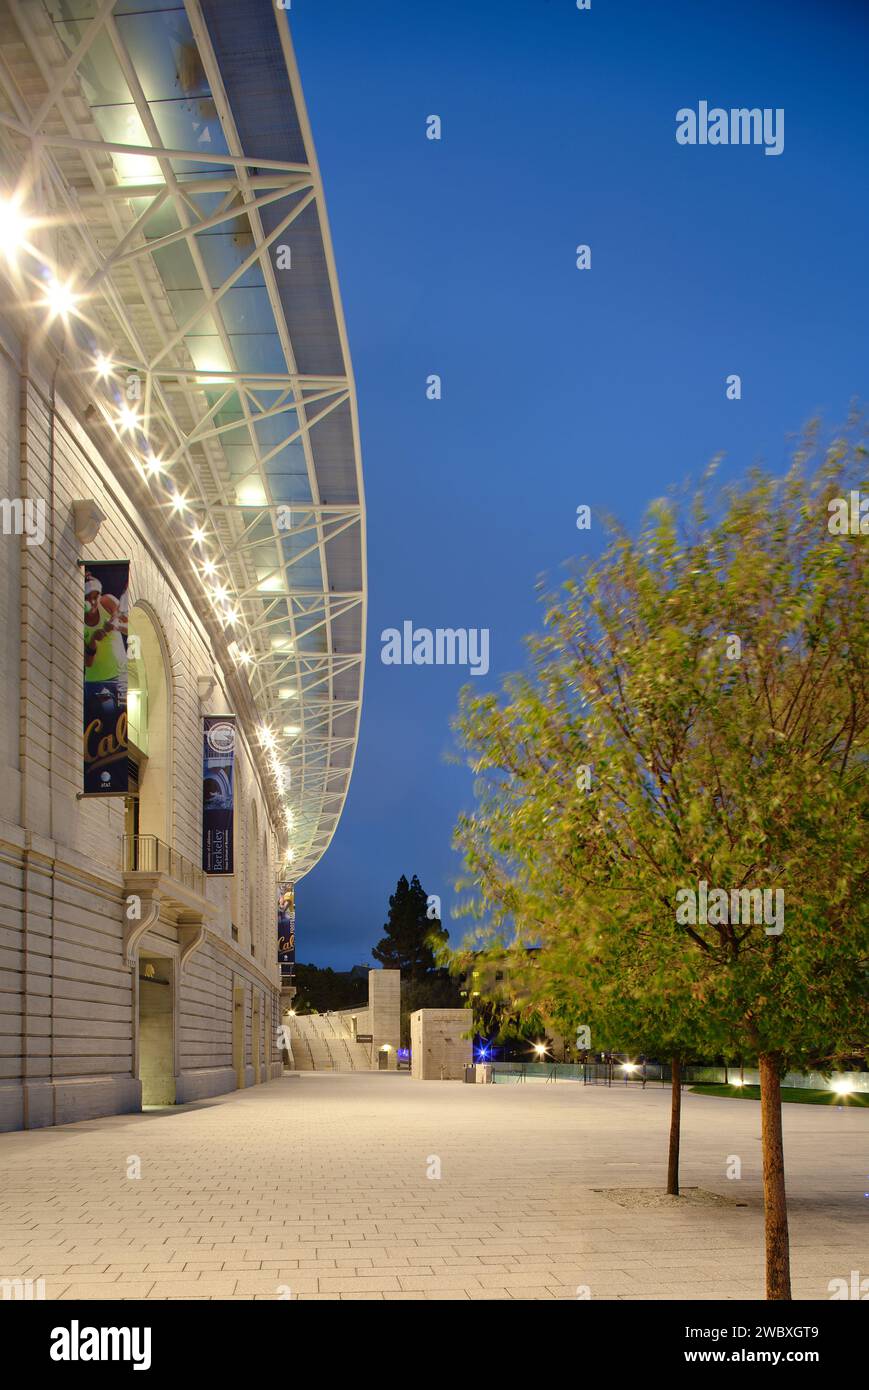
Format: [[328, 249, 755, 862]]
[[202, 716, 235, 874]]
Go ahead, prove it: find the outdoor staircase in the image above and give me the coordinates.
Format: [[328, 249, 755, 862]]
[[285, 1012, 375, 1072]]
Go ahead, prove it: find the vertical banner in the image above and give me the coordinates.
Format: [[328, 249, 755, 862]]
[[82, 561, 130, 795], [278, 882, 295, 982], [202, 716, 236, 874]]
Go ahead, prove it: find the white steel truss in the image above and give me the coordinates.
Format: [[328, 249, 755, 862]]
[[0, 0, 367, 882]]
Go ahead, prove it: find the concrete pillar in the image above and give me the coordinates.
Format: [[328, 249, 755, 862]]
[[410, 1008, 472, 1080], [368, 969, 400, 1070]]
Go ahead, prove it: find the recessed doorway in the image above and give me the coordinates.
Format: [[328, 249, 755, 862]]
[[232, 985, 245, 1089], [252, 992, 261, 1084], [138, 954, 175, 1106]]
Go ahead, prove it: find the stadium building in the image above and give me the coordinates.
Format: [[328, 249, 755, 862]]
[[0, 0, 365, 1129]]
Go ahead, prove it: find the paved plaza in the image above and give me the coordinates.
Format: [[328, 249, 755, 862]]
[[0, 1074, 864, 1300]]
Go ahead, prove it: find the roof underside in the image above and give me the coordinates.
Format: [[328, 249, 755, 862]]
[[0, 0, 367, 880]]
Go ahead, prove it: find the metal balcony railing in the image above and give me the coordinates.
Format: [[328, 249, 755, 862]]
[[123, 834, 206, 897]]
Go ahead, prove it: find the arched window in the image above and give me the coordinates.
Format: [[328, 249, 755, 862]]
[[248, 799, 259, 955], [262, 827, 270, 964], [125, 604, 171, 846]]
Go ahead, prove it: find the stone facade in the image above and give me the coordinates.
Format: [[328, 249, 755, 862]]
[[0, 324, 282, 1131]]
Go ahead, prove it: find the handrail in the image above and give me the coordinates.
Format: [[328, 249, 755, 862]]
[[123, 834, 206, 897]]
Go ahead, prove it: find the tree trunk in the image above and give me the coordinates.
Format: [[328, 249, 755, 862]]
[[667, 1056, 682, 1196], [759, 1052, 791, 1300]]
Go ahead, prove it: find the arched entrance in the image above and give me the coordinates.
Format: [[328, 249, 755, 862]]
[[126, 606, 176, 1106]]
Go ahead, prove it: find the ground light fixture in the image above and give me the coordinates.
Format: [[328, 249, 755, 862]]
[[830, 1077, 854, 1096], [621, 1061, 639, 1073]]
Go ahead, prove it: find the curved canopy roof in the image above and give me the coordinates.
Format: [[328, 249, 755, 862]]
[[0, 0, 366, 880]]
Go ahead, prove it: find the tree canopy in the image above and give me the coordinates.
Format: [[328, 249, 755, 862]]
[[372, 872, 448, 981], [450, 423, 869, 1297]]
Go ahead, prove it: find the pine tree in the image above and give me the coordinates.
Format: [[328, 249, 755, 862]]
[[372, 874, 447, 981]]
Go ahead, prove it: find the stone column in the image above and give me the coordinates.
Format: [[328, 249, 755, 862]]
[[368, 969, 400, 1070]]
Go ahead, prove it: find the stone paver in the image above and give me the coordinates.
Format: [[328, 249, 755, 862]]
[[0, 1073, 865, 1300]]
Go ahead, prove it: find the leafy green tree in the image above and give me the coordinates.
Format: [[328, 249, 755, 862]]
[[452, 425, 868, 1299]]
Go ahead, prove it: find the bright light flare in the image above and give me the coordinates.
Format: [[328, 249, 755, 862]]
[[0, 197, 31, 259], [831, 1078, 854, 1096], [117, 403, 140, 433], [43, 276, 78, 321]]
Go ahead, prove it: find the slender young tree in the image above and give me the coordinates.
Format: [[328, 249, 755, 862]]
[[452, 425, 869, 1299]]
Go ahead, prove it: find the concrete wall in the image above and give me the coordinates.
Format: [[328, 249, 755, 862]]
[[410, 1009, 472, 1080], [331, 969, 401, 1068], [0, 325, 282, 1130]]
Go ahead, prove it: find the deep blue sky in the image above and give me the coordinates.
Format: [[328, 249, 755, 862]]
[[289, 0, 869, 968]]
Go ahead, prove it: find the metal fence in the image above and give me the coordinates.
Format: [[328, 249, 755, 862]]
[[488, 1061, 869, 1091]]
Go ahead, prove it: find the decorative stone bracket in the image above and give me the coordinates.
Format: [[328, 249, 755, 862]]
[[124, 894, 161, 969], [179, 923, 207, 974]]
